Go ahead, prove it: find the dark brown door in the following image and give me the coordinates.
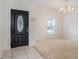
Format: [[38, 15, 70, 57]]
[[11, 9, 29, 48]]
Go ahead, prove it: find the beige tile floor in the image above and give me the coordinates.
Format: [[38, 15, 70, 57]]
[[2, 46, 44, 59], [34, 39, 78, 59]]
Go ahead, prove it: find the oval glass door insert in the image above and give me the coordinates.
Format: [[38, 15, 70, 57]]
[[17, 15, 24, 32]]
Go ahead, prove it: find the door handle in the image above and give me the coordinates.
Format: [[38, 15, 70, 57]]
[[27, 28, 29, 32]]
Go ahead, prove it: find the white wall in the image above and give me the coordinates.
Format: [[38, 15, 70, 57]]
[[33, 6, 63, 41], [63, 7, 78, 40], [2, 0, 36, 49], [0, 0, 3, 58], [1, 0, 63, 54]]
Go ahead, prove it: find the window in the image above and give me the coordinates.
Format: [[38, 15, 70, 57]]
[[47, 16, 55, 34]]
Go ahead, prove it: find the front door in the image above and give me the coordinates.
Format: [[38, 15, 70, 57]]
[[11, 9, 29, 48]]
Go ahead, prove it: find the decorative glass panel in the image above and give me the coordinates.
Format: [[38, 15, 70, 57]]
[[47, 16, 55, 34], [17, 15, 24, 32]]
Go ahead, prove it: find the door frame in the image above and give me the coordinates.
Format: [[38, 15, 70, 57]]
[[11, 9, 29, 48]]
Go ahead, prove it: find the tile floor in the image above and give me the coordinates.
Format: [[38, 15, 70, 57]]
[[2, 46, 44, 59]]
